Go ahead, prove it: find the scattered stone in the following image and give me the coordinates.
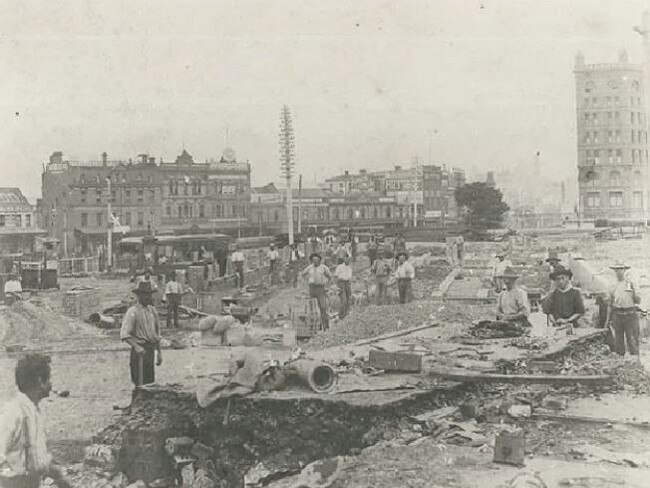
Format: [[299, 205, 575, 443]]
[[191, 442, 216, 460], [149, 476, 176, 487], [460, 400, 481, 419], [164, 436, 194, 457], [84, 444, 117, 470], [508, 404, 532, 418], [126, 481, 147, 488], [541, 395, 569, 411], [109, 472, 128, 488]]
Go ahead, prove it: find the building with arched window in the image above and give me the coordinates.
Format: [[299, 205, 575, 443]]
[[575, 50, 649, 222]]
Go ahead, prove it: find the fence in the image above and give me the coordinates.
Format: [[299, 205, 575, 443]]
[[58, 257, 99, 276]]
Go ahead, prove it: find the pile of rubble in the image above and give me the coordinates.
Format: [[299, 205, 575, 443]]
[[0, 298, 101, 348]]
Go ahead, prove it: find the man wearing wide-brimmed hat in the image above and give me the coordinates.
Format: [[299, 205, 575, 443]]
[[496, 267, 531, 326], [120, 280, 162, 386], [606, 262, 642, 356], [544, 266, 585, 331], [301, 253, 333, 330]]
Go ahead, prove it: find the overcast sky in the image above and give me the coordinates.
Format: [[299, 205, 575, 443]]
[[0, 0, 648, 201]]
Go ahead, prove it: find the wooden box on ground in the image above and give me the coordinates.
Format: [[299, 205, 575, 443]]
[[493, 431, 525, 466], [62, 288, 100, 318], [368, 350, 423, 373]]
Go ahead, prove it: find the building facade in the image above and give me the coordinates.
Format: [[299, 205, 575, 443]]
[[250, 185, 413, 234], [0, 188, 47, 255], [575, 51, 649, 222], [324, 163, 465, 224], [41, 149, 250, 256]]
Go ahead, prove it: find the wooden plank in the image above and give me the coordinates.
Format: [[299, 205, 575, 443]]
[[353, 322, 440, 347], [429, 370, 611, 386], [530, 411, 650, 430]]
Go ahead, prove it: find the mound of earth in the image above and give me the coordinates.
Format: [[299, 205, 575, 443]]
[[0, 299, 101, 347]]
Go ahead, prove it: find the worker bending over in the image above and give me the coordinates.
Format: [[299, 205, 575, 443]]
[[496, 267, 531, 327]]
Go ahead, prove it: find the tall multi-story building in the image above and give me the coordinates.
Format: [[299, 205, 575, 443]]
[[575, 50, 649, 222], [41, 148, 250, 256]]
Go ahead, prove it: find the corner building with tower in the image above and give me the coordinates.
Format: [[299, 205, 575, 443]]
[[575, 50, 649, 223]]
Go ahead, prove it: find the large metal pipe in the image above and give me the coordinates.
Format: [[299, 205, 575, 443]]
[[290, 360, 337, 393]]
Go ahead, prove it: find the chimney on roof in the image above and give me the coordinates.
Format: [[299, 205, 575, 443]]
[[128, 158, 133, 165], [139, 154, 148, 164], [49, 151, 63, 164], [149, 157, 155, 165], [395, 165, 402, 171], [344, 170, 349, 176], [101, 152, 107, 166]]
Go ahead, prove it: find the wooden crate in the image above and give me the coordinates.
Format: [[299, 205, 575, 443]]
[[62, 289, 100, 318]]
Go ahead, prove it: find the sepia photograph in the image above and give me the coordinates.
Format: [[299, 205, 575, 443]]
[[1, 1, 650, 487]]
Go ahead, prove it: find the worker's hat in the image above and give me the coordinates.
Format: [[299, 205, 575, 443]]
[[609, 261, 631, 270], [549, 266, 572, 280], [396, 251, 409, 260], [496, 251, 507, 258], [545, 250, 561, 263], [132, 281, 156, 294], [309, 252, 322, 260], [497, 266, 521, 279]]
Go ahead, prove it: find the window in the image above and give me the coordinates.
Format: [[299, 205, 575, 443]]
[[615, 130, 621, 142], [137, 173, 142, 181], [149, 190, 155, 204], [184, 183, 188, 195], [608, 149, 614, 163], [609, 170, 621, 183], [592, 113, 598, 123], [632, 130, 636, 143], [632, 80, 641, 92], [593, 132, 598, 143], [215, 204, 223, 218], [638, 131, 643, 144], [609, 192, 624, 207], [125, 212, 131, 225], [274, 210, 279, 222], [634, 192, 643, 208], [25, 215, 31, 227], [137, 190, 143, 203], [592, 97, 597, 106], [594, 149, 600, 163], [303, 209, 309, 220], [80, 189, 86, 203], [96, 189, 102, 203], [80, 174, 86, 183], [585, 81, 594, 93], [199, 204, 205, 218], [166, 206, 171, 217], [631, 112, 635, 124], [639, 113, 644, 124], [608, 130, 613, 143], [0, 215, 4, 227], [137, 212, 144, 226], [125, 190, 131, 201], [584, 113, 590, 123], [584, 97, 590, 107], [111, 190, 116, 203], [606, 96, 611, 106], [386, 207, 391, 218], [586, 149, 593, 164], [608, 112, 613, 120], [615, 96, 620, 105], [632, 149, 636, 163], [616, 149, 623, 163], [586, 192, 600, 208], [631, 97, 635, 106], [638, 97, 641, 106], [615, 112, 620, 121], [81, 213, 88, 227], [188, 205, 193, 218], [15, 215, 22, 227], [96, 212, 102, 227]]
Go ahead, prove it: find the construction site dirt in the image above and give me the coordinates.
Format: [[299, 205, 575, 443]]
[[1, 237, 650, 487]]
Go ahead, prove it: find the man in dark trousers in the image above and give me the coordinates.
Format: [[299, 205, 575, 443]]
[[164, 273, 184, 328], [121, 281, 163, 386], [544, 266, 585, 334], [606, 262, 642, 356], [301, 253, 332, 330]]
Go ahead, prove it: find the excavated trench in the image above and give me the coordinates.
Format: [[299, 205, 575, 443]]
[[94, 332, 610, 488]]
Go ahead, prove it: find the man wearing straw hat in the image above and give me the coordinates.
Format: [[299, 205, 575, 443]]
[[606, 262, 642, 356], [120, 281, 163, 386], [496, 266, 531, 327]]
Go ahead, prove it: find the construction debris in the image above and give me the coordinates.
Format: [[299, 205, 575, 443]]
[[468, 320, 528, 339]]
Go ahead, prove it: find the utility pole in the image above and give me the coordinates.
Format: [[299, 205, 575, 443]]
[[106, 177, 112, 270], [279, 105, 296, 244], [297, 174, 303, 234]]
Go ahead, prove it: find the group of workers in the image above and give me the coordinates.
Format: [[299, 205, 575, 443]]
[[492, 250, 643, 357]]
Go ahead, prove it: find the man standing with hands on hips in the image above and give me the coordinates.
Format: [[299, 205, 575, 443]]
[[121, 280, 163, 386], [606, 262, 642, 356]]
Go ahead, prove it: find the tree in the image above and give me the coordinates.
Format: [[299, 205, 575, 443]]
[[455, 182, 509, 229]]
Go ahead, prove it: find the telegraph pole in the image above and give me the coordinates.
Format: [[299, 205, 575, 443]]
[[106, 177, 112, 270], [279, 106, 296, 244], [297, 174, 303, 234]]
